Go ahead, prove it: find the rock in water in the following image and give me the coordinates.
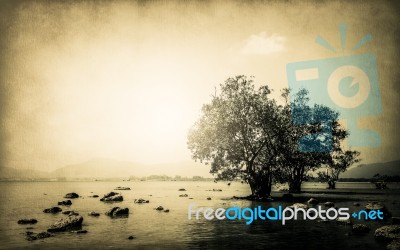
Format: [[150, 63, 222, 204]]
[[58, 200, 72, 206], [100, 192, 123, 202], [43, 207, 62, 213], [289, 203, 308, 209], [114, 187, 131, 190], [324, 202, 335, 208], [18, 219, 38, 224], [128, 235, 135, 240], [105, 207, 129, 217], [134, 198, 149, 204], [155, 206, 164, 211], [47, 215, 83, 232], [374, 225, 400, 241], [64, 193, 79, 199], [178, 188, 186, 191], [88, 211, 100, 217], [36, 231, 53, 239], [352, 224, 370, 234], [307, 198, 319, 205], [179, 194, 188, 197]]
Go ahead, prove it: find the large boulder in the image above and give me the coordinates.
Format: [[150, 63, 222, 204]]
[[47, 215, 83, 232], [64, 193, 79, 199], [100, 192, 123, 202], [43, 207, 62, 213], [18, 219, 37, 224], [375, 225, 400, 241], [105, 207, 129, 217]]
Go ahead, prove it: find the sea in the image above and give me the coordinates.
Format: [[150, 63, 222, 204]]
[[0, 181, 399, 249]]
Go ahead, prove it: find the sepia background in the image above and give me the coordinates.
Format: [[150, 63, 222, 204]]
[[0, 1, 399, 249]]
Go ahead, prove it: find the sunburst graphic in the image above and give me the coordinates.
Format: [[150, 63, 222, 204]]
[[315, 23, 373, 52]]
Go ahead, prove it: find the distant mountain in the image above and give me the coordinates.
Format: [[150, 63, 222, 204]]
[[340, 160, 400, 178], [0, 167, 50, 179], [51, 158, 211, 179]]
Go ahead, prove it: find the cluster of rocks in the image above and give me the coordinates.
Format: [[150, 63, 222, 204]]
[[25, 231, 53, 241], [58, 200, 72, 206]]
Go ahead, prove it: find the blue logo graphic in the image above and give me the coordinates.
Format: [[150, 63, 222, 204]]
[[287, 23, 382, 152]]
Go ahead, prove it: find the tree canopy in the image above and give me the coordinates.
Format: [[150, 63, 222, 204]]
[[187, 75, 360, 196]]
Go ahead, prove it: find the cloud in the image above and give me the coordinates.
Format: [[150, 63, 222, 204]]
[[241, 32, 285, 55]]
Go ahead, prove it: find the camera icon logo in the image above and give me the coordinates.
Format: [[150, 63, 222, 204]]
[[287, 24, 382, 152]]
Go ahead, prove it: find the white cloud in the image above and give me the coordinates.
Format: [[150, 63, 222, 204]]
[[241, 32, 285, 55]]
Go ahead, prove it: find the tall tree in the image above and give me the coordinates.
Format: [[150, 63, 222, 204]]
[[187, 76, 281, 197]]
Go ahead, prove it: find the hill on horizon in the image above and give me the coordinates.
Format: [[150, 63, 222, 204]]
[[340, 160, 400, 179]]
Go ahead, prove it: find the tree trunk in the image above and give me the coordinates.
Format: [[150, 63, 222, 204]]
[[327, 180, 336, 189], [248, 174, 272, 198], [289, 168, 303, 193]]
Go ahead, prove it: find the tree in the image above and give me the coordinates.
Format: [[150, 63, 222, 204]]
[[188, 75, 360, 196], [277, 88, 360, 192], [187, 76, 282, 197], [317, 150, 361, 189]]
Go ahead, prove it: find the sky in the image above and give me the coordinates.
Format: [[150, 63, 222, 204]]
[[0, 0, 399, 172]]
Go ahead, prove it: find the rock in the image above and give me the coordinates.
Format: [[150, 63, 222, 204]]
[[353, 202, 360, 206], [18, 219, 37, 224], [189, 198, 194, 199], [307, 198, 319, 205], [336, 218, 352, 225], [164, 209, 170, 213], [58, 200, 72, 206], [324, 202, 335, 208], [47, 215, 83, 232], [76, 230, 88, 234], [62, 210, 79, 216], [207, 197, 212, 200], [212, 189, 222, 192], [289, 203, 308, 209], [392, 217, 400, 225], [366, 201, 391, 218], [100, 192, 123, 202], [25, 235, 37, 241], [178, 188, 186, 191], [128, 235, 135, 240], [281, 193, 294, 202], [375, 225, 400, 241], [114, 187, 131, 190], [43, 207, 62, 214], [134, 198, 149, 204], [36, 231, 53, 239], [105, 207, 129, 217], [179, 194, 188, 197], [155, 206, 164, 211], [366, 201, 386, 210], [64, 193, 79, 199], [88, 211, 100, 217], [352, 224, 370, 234], [92, 195, 99, 198], [387, 240, 400, 250]]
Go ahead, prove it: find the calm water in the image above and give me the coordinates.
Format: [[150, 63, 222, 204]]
[[0, 181, 398, 249]]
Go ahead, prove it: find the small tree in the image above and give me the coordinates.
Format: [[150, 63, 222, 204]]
[[317, 150, 360, 189]]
